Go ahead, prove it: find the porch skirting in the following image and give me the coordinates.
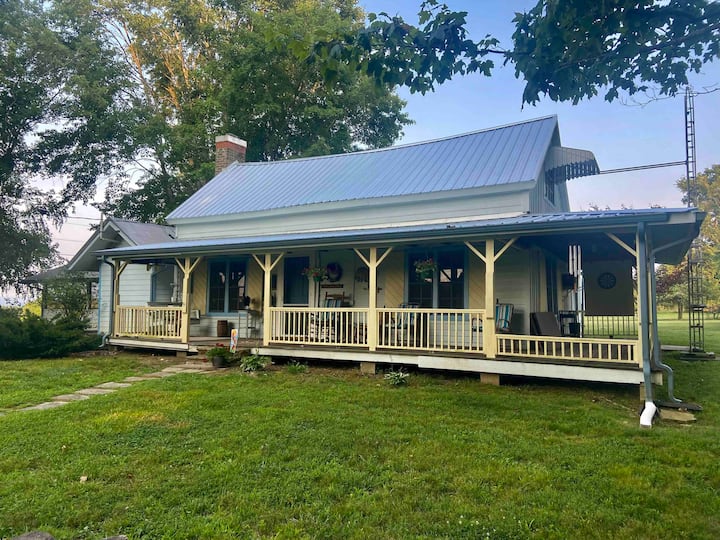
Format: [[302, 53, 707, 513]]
[[257, 346, 662, 385]]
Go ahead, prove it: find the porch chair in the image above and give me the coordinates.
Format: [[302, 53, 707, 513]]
[[471, 303, 515, 334], [529, 312, 562, 337]]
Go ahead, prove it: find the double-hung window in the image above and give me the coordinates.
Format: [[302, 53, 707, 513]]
[[208, 259, 247, 313], [407, 249, 465, 308]]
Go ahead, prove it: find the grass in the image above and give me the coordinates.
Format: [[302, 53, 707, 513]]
[[657, 310, 720, 352], [0, 353, 180, 410], [0, 318, 718, 538], [1, 351, 719, 539]]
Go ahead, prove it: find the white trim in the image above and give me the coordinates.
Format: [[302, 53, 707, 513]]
[[257, 347, 662, 385]]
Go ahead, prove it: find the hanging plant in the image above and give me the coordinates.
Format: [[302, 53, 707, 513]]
[[302, 266, 327, 282], [414, 257, 436, 279]]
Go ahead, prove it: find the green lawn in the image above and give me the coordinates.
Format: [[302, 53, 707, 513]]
[[1, 351, 719, 539], [657, 310, 720, 352], [0, 354, 178, 410]]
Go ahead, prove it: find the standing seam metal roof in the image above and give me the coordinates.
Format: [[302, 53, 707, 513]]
[[167, 116, 559, 221]]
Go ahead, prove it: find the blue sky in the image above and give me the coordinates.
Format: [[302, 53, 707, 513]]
[[361, 0, 720, 210], [53, 0, 720, 262]]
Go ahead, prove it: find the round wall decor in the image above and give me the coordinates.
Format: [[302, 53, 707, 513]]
[[326, 262, 343, 282], [597, 272, 617, 290]]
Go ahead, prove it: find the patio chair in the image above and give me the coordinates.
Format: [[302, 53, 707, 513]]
[[384, 303, 418, 346], [530, 312, 562, 337], [471, 303, 514, 336]]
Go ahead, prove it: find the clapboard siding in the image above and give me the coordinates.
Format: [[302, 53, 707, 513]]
[[98, 262, 113, 334], [494, 248, 531, 334], [175, 191, 530, 240], [118, 264, 152, 306], [467, 254, 485, 309], [382, 250, 405, 308], [191, 261, 207, 314]]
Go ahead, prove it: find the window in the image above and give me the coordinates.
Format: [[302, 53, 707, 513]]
[[208, 260, 247, 312], [407, 249, 465, 308], [544, 172, 556, 204]]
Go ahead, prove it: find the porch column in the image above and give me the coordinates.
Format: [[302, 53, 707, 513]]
[[175, 257, 203, 344], [252, 253, 284, 346], [484, 240, 497, 358], [112, 260, 128, 337], [636, 223, 653, 402], [354, 247, 393, 352]]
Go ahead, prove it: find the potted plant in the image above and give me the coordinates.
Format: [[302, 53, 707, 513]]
[[413, 257, 436, 279], [206, 345, 231, 368], [302, 266, 327, 282]]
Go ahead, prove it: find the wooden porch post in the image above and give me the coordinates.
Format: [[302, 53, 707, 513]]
[[252, 253, 284, 347], [175, 257, 203, 344], [484, 240, 497, 358], [354, 247, 393, 352], [112, 260, 128, 336]]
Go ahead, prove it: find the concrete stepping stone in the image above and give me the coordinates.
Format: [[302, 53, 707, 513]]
[[21, 401, 69, 411], [95, 382, 132, 389], [659, 408, 696, 423], [52, 393, 90, 402], [75, 387, 116, 396], [161, 366, 193, 373], [123, 376, 153, 382], [182, 362, 215, 370], [144, 371, 177, 378]]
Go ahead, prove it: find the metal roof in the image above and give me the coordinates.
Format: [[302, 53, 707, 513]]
[[167, 116, 564, 221], [100, 208, 702, 264], [109, 218, 175, 245]]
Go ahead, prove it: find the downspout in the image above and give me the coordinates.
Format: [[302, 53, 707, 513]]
[[636, 223, 657, 427], [100, 256, 115, 347]]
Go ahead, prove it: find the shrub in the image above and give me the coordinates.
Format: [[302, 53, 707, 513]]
[[286, 360, 308, 374], [0, 308, 101, 360], [384, 368, 410, 386], [240, 354, 269, 372]]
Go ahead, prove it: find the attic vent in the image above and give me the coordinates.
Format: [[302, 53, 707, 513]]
[[545, 147, 599, 183]]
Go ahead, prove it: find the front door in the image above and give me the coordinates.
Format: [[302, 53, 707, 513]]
[[284, 256, 309, 306]]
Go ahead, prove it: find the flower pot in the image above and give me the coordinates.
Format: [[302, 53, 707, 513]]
[[210, 355, 227, 368]]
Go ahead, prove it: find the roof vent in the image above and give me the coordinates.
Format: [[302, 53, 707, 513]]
[[215, 134, 247, 174]]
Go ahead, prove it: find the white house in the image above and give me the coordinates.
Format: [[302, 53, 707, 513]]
[[68, 116, 702, 414]]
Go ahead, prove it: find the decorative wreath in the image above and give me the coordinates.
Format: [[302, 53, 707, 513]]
[[326, 262, 343, 282]]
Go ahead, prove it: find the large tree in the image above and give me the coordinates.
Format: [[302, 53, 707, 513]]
[[310, 0, 720, 105], [0, 0, 132, 288], [99, 0, 411, 223]]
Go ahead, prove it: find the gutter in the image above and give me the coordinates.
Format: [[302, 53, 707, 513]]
[[96, 210, 690, 261], [636, 223, 656, 427], [100, 256, 115, 345]]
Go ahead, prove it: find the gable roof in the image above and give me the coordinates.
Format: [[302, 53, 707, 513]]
[[66, 217, 175, 273], [167, 116, 567, 221]]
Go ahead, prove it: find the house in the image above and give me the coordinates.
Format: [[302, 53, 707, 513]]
[[89, 117, 702, 419], [29, 218, 176, 333]]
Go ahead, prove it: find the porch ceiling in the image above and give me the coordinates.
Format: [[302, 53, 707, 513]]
[[97, 208, 703, 265]]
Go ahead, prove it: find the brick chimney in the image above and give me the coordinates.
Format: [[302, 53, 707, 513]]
[[215, 134, 247, 174]]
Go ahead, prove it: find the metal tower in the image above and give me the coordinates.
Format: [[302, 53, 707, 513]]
[[684, 88, 707, 353]]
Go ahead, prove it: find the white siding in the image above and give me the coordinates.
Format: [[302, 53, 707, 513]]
[[118, 263, 153, 305], [98, 261, 113, 334], [494, 248, 532, 334], [174, 191, 532, 240]]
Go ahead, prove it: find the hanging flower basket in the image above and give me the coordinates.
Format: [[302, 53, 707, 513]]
[[414, 257, 436, 279], [302, 266, 327, 282]]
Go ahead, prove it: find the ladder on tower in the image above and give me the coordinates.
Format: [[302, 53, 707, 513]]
[[684, 89, 710, 355]]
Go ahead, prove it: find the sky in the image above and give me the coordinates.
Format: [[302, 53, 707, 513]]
[[52, 0, 720, 264]]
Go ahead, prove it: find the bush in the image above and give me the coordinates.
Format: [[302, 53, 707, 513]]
[[240, 354, 269, 372], [0, 308, 101, 360], [384, 368, 410, 386], [286, 360, 308, 374]]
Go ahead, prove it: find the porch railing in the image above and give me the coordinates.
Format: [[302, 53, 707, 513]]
[[583, 315, 638, 338], [115, 306, 183, 340], [269, 307, 369, 347], [496, 334, 639, 364], [377, 308, 486, 353]]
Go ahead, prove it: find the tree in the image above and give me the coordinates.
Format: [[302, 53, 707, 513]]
[[310, 0, 720, 105], [99, 0, 411, 223], [677, 164, 720, 309], [0, 0, 133, 288]]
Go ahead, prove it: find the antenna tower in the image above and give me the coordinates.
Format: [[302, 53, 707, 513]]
[[684, 88, 707, 354]]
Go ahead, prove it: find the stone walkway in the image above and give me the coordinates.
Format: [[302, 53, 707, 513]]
[[11, 362, 215, 414]]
